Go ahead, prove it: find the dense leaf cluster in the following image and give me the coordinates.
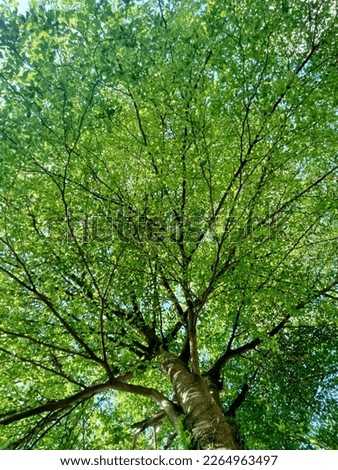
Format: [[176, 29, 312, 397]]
[[0, 0, 337, 449]]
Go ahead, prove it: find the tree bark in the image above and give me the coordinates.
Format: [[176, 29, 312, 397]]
[[161, 352, 240, 450]]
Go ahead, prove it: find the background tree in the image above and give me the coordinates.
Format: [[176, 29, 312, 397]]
[[0, 0, 337, 450]]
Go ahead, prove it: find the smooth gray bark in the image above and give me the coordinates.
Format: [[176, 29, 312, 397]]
[[161, 352, 240, 450]]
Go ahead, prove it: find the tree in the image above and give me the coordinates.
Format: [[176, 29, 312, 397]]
[[0, 0, 337, 450]]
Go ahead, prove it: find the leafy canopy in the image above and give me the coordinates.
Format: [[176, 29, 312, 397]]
[[0, 0, 337, 450]]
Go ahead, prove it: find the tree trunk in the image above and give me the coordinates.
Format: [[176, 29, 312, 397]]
[[161, 353, 240, 450]]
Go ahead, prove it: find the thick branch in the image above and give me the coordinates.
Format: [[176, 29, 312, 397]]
[[111, 380, 181, 426], [207, 279, 338, 380], [207, 315, 291, 380], [225, 370, 258, 417], [0, 382, 112, 425], [0, 251, 105, 368]]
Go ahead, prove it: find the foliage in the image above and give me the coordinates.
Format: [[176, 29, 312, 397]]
[[0, 0, 337, 449]]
